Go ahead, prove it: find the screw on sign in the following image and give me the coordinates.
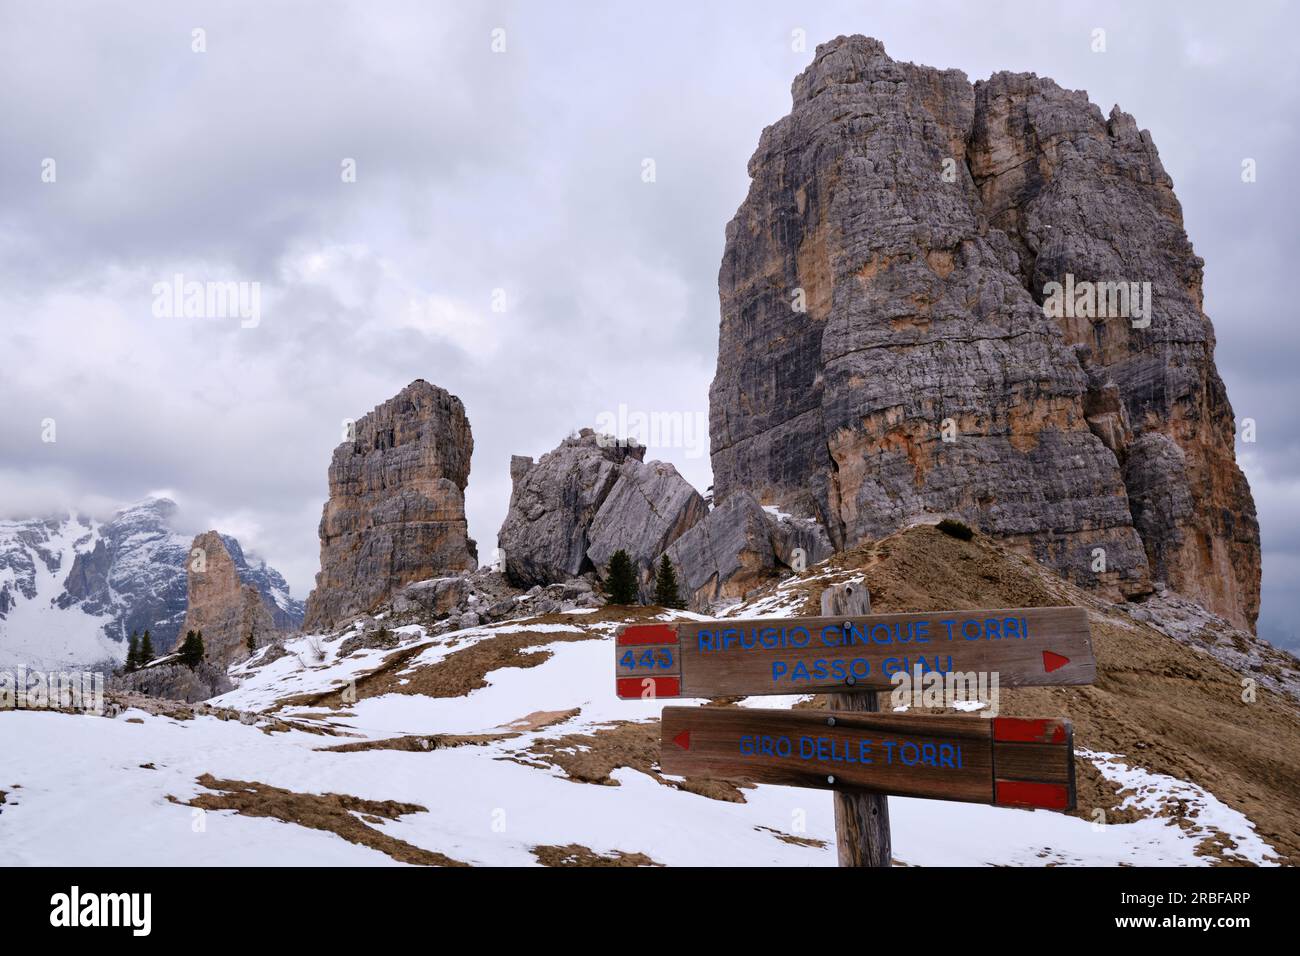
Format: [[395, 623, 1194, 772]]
[[613, 586, 1093, 867]]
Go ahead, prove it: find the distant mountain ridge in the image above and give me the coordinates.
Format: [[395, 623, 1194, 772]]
[[0, 497, 303, 669]]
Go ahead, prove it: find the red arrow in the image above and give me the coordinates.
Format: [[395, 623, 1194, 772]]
[[1042, 650, 1070, 673], [672, 730, 691, 751]]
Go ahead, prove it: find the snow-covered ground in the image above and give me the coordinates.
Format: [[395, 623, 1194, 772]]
[[0, 611, 1281, 866]]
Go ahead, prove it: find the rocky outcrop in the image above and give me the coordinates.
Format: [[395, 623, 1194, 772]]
[[498, 429, 642, 586], [498, 430, 706, 593], [177, 531, 280, 667], [394, 569, 597, 625], [303, 380, 477, 630], [111, 659, 233, 703], [661, 493, 834, 609], [710, 35, 1259, 629], [585, 459, 708, 592]]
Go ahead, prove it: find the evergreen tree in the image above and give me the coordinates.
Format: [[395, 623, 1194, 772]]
[[179, 630, 205, 669], [654, 555, 686, 609], [605, 549, 639, 605], [139, 630, 154, 666], [247, 630, 257, 653], [125, 632, 140, 673]]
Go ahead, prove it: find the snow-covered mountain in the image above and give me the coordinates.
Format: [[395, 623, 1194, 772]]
[[0, 498, 304, 669]]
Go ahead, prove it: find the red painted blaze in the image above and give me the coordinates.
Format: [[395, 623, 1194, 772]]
[[617, 624, 678, 646], [993, 717, 1067, 744], [995, 780, 1072, 811], [616, 676, 681, 699], [672, 730, 691, 750], [1042, 650, 1071, 673]]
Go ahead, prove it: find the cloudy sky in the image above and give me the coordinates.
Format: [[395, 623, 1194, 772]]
[[2, 0, 1296, 650]]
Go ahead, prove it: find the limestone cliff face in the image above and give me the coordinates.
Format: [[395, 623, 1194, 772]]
[[177, 531, 278, 666], [710, 36, 1259, 629], [303, 380, 477, 630]]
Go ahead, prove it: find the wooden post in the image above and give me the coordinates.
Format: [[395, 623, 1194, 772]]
[[821, 581, 891, 868]]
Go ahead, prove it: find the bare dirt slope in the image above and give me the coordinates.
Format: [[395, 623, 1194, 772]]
[[791, 524, 1300, 864]]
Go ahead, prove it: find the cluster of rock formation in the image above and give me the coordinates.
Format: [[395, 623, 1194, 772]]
[[303, 380, 478, 631], [708, 35, 1259, 630], [111, 657, 233, 703], [497, 430, 707, 598], [111, 36, 1260, 664], [496, 429, 831, 606], [176, 531, 284, 667], [393, 570, 601, 633]]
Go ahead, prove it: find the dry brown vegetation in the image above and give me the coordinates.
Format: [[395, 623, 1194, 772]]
[[532, 843, 663, 867], [173, 774, 466, 866]]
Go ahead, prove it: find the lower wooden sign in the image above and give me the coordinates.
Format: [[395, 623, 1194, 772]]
[[659, 707, 1076, 810]]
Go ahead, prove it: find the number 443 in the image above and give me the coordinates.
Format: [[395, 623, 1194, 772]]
[[619, 648, 674, 670]]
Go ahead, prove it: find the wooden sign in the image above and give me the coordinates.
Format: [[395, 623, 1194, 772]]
[[659, 706, 1076, 810], [615, 606, 1094, 699]]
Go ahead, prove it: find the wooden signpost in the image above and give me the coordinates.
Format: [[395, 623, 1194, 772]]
[[822, 582, 891, 868], [614, 605, 1094, 700], [613, 585, 1095, 867], [659, 707, 1076, 810]]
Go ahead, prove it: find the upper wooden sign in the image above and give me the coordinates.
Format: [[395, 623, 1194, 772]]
[[614, 606, 1094, 699], [659, 706, 1077, 810]]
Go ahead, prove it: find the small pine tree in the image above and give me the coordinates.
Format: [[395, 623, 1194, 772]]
[[179, 630, 205, 669], [606, 549, 639, 605], [125, 632, 140, 673], [654, 555, 686, 609], [139, 630, 154, 666], [247, 630, 257, 654]]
